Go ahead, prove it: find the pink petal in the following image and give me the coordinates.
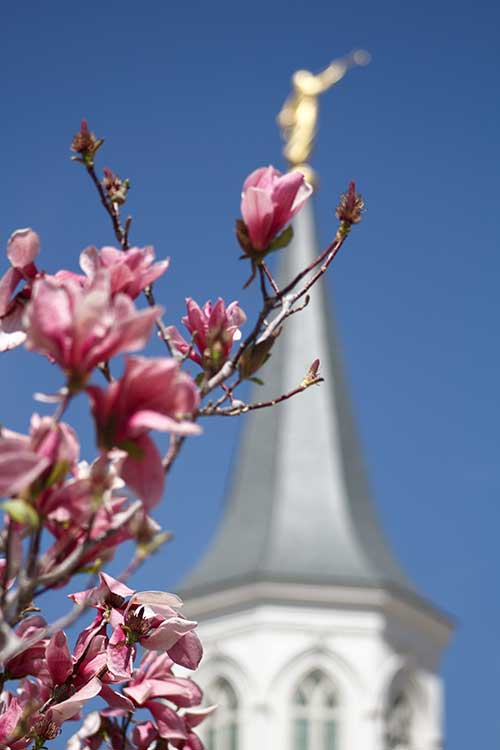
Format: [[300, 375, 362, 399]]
[[0, 438, 49, 496], [141, 617, 197, 652], [24, 278, 74, 362], [128, 409, 201, 436], [100, 572, 135, 599], [145, 700, 188, 741], [7, 228, 40, 269], [183, 705, 218, 729], [226, 300, 247, 328], [46, 630, 73, 685], [290, 178, 314, 214], [121, 434, 164, 508], [79, 245, 99, 277], [125, 677, 201, 707], [184, 298, 207, 351], [207, 298, 226, 334], [165, 325, 200, 363], [242, 165, 278, 192], [270, 170, 306, 232], [100, 683, 135, 712], [131, 721, 158, 750], [130, 590, 183, 609], [167, 630, 203, 669], [107, 624, 135, 680], [48, 676, 102, 724], [0, 696, 23, 737], [241, 187, 274, 251]]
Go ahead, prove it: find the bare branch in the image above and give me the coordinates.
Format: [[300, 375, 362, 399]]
[[199, 376, 324, 417]]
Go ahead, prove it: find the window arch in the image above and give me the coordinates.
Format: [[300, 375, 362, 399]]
[[385, 691, 412, 750], [292, 669, 339, 750], [205, 676, 239, 750]]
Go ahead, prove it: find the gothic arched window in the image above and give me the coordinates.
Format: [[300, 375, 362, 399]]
[[292, 669, 339, 750], [205, 677, 239, 750], [385, 692, 412, 750]]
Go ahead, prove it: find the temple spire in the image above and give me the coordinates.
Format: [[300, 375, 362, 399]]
[[181, 53, 423, 603]]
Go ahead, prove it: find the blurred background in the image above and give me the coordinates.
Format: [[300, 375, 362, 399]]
[[1, 0, 499, 746]]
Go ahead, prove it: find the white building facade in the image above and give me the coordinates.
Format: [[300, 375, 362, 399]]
[[180, 203, 452, 750]]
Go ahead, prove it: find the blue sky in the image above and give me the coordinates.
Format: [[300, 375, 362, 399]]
[[2, 0, 499, 746]]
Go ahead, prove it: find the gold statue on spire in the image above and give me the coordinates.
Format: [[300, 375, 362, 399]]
[[278, 50, 370, 183]]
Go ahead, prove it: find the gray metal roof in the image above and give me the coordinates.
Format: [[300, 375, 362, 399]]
[[180, 201, 417, 599]]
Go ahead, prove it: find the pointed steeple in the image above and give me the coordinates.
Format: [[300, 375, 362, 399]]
[[180, 200, 418, 600]]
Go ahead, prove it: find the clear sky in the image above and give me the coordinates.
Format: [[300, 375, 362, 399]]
[[2, 0, 499, 747]]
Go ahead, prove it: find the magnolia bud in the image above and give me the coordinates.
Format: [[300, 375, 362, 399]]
[[71, 120, 104, 164], [336, 181, 364, 225], [102, 167, 130, 205]]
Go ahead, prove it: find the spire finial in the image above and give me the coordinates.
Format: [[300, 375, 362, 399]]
[[277, 50, 370, 184]]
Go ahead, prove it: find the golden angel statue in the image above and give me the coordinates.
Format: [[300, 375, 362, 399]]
[[278, 50, 370, 180]]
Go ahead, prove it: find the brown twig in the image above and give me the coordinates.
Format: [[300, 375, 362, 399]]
[[143, 284, 181, 359], [277, 233, 344, 299], [258, 265, 269, 301], [261, 261, 280, 295], [203, 230, 347, 397], [123, 216, 133, 248], [283, 295, 310, 318], [199, 377, 324, 417], [83, 161, 182, 362], [162, 435, 187, 473], [85, 163, 126, 248]]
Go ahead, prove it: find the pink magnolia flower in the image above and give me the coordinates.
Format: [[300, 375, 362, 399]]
[[0, 228, 40, 352], [167, 298, 246, 375], [87, 356, 200, 506], [240, 165, 312, 251], [80, 245, 169, 300], [70, 574, 202, 680], [24, 270, 161, 389]]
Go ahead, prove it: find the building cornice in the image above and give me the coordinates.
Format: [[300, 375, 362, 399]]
[[182, 580, 453, 647]]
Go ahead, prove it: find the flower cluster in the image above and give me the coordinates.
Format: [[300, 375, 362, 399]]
[[0, 575, 208, 749], [0, 130, 357, 749]]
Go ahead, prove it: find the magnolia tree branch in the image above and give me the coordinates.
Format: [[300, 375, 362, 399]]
[[2, 500, 143, 631], [84, 162, 128, 250], [75, 125, 360, 490], [198, 375, 324, 417], [82, 156, 180, 360]]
